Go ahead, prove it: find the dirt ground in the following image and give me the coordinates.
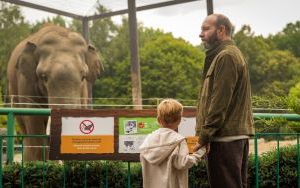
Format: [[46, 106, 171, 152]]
[[249, 138, 297, 155]]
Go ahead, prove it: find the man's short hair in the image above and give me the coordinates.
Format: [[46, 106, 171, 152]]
[[157, 99, 183, 125], [215, 14, 233, 36]]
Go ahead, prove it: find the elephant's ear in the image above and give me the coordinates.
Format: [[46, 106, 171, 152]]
[[16, 42, 38, 81], [85, 45, 103, 83]]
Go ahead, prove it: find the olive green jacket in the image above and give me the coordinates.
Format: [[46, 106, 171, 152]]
[[196, 40, 255, 146]]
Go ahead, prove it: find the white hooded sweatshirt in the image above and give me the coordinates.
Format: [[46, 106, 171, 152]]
[[139, 128, 202, 188]]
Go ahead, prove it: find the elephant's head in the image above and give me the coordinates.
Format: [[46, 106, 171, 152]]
[[16, 27, 102, 109]]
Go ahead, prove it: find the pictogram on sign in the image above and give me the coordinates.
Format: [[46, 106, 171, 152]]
[[79, 120, 95, 134]]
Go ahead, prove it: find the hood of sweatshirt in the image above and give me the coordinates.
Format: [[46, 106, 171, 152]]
[[139, 128, 185, 165]]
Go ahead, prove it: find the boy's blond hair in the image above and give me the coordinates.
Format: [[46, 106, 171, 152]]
[[157, 99, 183, 126]]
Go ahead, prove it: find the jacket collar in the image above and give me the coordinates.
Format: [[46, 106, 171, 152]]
[[202, 40, 234, 79]]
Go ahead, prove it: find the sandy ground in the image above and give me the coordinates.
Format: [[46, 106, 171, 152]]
[[249, 138, 297, 155]]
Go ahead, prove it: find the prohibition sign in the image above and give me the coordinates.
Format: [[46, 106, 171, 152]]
[[79, 120, 95, 134]]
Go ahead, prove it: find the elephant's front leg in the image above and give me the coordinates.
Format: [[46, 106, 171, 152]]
[[22, 116, 49, 161]]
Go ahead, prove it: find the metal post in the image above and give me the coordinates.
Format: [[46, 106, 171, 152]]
[[276, 135, 280, 188], [82, 17, 90, 44], [127, 162, 131, 188], [0, 138, 2, 187], [7, 112, 14, 164], [82, 17, 94, 109], [255, 134, 259, 188], [297, 135, 300, 188], [206, 0, 213, 15], [128, 0, 142, 109]]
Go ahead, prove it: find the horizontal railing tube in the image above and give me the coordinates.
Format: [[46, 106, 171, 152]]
[[254, 113, 300, 121], [0, 108, 51, 115], [0, 108, 50, 163]]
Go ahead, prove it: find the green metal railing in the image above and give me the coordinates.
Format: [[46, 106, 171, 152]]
[[0, 135, 133, 188], [254, 133, 300, 188], [0, 108, 50, 164], [1, 107, 300, 187]]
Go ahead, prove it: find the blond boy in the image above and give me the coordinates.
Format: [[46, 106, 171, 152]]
[[139, 99, 203, 188]]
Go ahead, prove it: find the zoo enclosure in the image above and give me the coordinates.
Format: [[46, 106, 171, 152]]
[[2, 0, 214, 108]]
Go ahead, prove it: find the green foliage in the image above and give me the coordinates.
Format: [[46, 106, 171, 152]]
[[270, 21, 300, 58], [248, 145, 299, 187], [30, 15, 67, 33], [0, 2, 31, 94], [1, 2, 300, 104], [254, 118, 297, 141], [92, 17, 204, 106], [0, 87, 8, 128], [234, 26, 300, 96], [2, 161, 138, 187], [3, 161, 63, 187], [140, 34, 204, 100], [2, 145, 299, 187], [252, 95, 289, 109], [252, 95, 300, 140], [288, 82, 300, 114]]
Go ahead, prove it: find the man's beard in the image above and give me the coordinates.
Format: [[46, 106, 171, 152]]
[[204, 30, 219, 49]]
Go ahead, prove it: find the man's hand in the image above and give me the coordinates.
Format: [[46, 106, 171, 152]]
[[193, 143, 210, 155], [192, 143, 201, 152]]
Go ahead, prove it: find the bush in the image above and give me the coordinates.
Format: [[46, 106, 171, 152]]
[[288, 82, 300, 114], [254, 118, 298, 141], [1, 145, 299, 187], [248, 145, 298, 188]]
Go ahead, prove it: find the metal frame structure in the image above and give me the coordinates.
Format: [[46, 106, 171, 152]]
[[2, 0, 214, 108]]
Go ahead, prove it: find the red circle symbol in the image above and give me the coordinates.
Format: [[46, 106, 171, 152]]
[[79, 120, 95, 134]]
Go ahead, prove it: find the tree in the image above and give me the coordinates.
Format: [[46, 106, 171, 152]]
[[259, 50, 300, 96], [140, 34, 204, 100], [30, 15, 67, 33], [0, 2, 31, 95], [234, 25, 300, 96], [234, 25, 271, 94], [270, 21, 300, 58], [92, 17, 205, 106], [0, 86, 7, 128], [288, 82, 300, 114]]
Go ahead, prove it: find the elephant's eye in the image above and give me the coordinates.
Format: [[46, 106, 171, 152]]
[[40, 74, 48, 82]]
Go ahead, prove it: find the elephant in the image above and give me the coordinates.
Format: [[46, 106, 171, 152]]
[[7, 25, 103, 161]]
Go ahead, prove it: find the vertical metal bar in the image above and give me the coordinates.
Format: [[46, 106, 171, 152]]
[[21, 136, 24, 188], [0, 137, 3, 188], [82, 17, 93, 108], [84, 162, 87, 188], [128, 0, 142, 109], [206, 0, 214, 15], [127, 162, 131, 188], [82, 17, 89, 43], [276, 135, 280, 188], [255, 134, 259, 188], [105, 161, 108, 188], [297, 135, 299, 188], [7, 112, 15, 164], [63, 163, 66, 188], [42, 140, 46, 188]]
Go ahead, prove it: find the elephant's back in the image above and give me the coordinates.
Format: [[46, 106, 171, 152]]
[[7, 25, 71, 79]]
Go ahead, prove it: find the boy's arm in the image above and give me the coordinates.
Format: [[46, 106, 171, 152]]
[[172, 140, 202, 170]]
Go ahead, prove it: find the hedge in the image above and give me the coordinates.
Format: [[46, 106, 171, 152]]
[[1, 145, 299, 187]]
